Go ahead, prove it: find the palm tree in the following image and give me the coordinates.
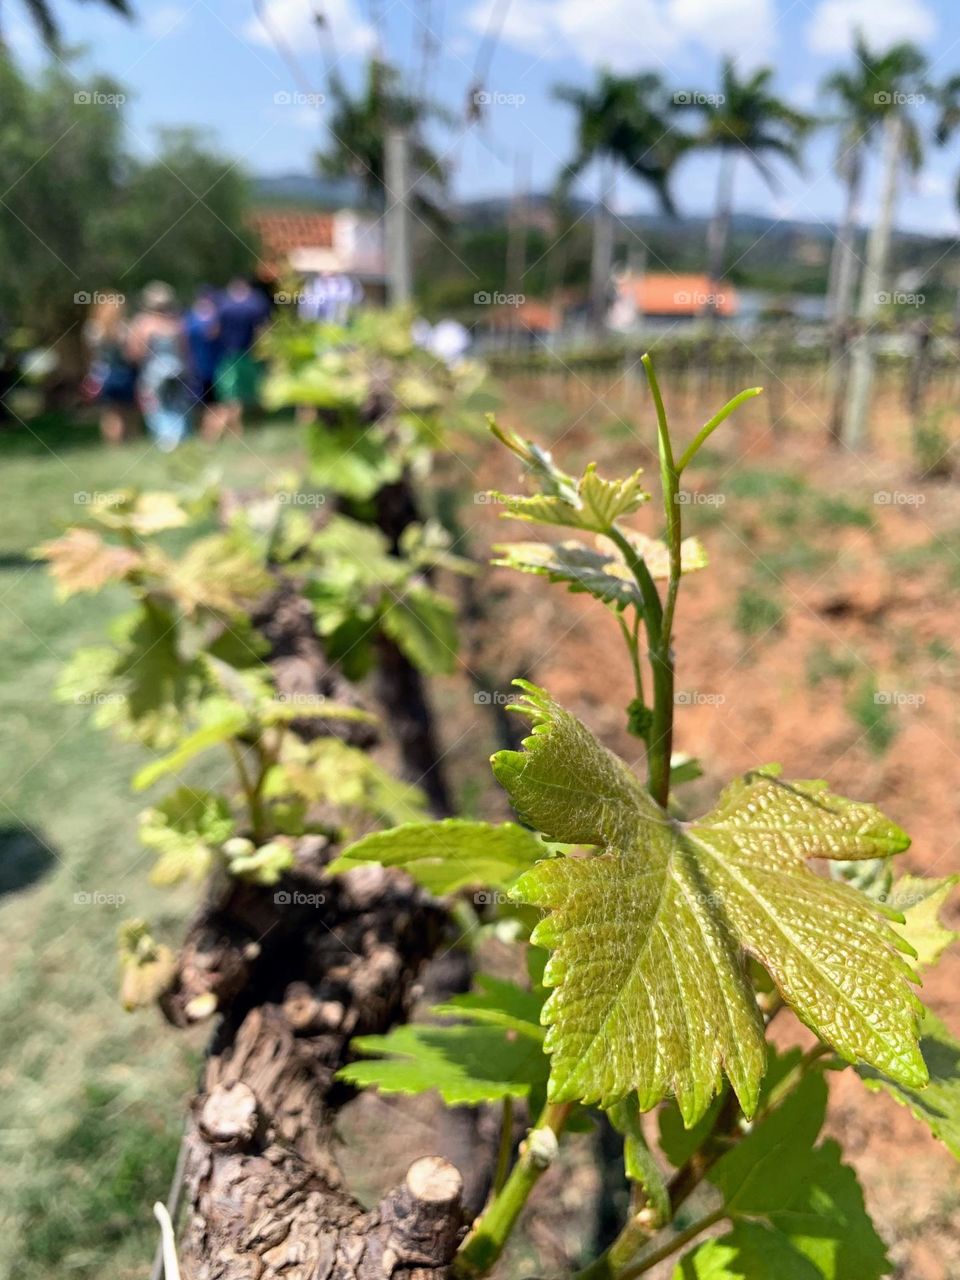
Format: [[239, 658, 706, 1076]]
[[554, 71, 686, 330], [2, 0, 131, 49], [842, 48, 930, 449], [693, 60, 811, 313], [318, 59, 451, 229], [821, 33, 926, 442]]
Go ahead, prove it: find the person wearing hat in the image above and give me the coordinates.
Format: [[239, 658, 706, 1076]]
[[127, 281, 192, 451]]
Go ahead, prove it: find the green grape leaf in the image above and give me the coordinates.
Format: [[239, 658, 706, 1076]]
[[491, 463, 649, 534], [493, 535, 708, 609], [223, 837, 294, 885], [674, 1221, 824, 1280], [888, 873, 959, 968], [859, 1009, 960, 1160], [494, 540, 641, 607], [499, 683, 924, 1122], [337, 1021, 549, 1105], [88, 489, 189, 535], [329, 819, 546, 894], [380, 584, 458, 675], [149, 533, 272, 617], [697, 1073, 889, 1280], [139, 787, 234, 886], [306, 421, 401, 500], [112, 601, 206, 748], [432, 974, 545, 1039], [132, 703, 249, 791], [274, 738, 428, 828], [36, 528, 142, 598]]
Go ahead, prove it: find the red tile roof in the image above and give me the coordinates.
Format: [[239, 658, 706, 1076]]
[[249, 210, 335, 261], [619, 273, 738, 317]]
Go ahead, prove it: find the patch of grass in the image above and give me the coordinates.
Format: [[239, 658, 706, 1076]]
[[734, 586, 785, 637], [754, 544, 832, 581], [0, 419, 301, 1277], [812, 495, 872, 529], [847, 677, 897, 755], [805, 643, 860, 688], [17, 1083, 184, 1277], [726, 468, 808, 500]]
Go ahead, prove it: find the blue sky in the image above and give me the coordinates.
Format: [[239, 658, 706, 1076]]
[[13, 0, 960, 236]]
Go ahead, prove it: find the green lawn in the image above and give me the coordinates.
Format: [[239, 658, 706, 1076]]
[[0, 414, 303, 1279]]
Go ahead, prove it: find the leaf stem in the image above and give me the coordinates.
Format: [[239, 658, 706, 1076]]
[[453, 1102, 572, 1277], [615, 1207, 727, 1279], [493, 1096, 514, 1195], [675, 387, 763, 474], [606, 527, 672, 807]]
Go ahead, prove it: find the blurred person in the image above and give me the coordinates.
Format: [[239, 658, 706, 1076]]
[[83, 294, 138, 444], [213, 277, 270, 438], [185, 285, 224, 440], [127, 281, 192, 452]]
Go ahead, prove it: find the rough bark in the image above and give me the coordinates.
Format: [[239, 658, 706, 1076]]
[[166, 841, 475, 1279], [161, 569, 478, 1276]]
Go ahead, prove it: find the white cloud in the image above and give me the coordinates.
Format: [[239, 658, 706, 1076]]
[[467, 0, 776, 72], [243, 0, 375, 56], [669, 0, 777, 63], [806, 0, 937, 56]]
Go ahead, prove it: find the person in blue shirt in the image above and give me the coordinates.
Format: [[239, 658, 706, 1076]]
[[213, 278, 270, 437], [185, 286, 223, 440]]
